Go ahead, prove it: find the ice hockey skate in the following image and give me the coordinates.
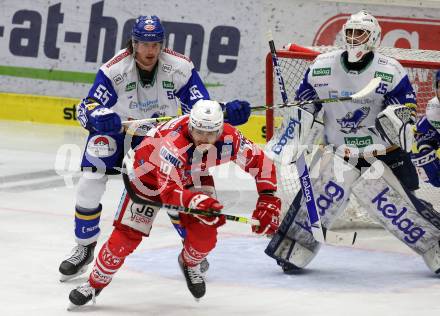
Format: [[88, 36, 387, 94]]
[[59, 242, 96, 282], [67, 281, 102, 310], [178, 253, 206, 301]]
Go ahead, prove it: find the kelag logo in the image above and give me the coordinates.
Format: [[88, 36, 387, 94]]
[[313, 14, 440, 50]]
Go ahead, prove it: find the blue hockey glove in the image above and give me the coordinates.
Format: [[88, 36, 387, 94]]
[[225, 100, 251, 126], [411, 145, 440, 187], [89, 108, 122, 134]]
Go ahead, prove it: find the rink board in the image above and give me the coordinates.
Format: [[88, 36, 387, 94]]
[[0, 92, 271, 144]]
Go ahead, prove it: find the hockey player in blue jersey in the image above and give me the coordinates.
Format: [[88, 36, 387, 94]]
[[411, 70, 440, 188], [265, 10, 440, 275], [58, 15, 251, 281]]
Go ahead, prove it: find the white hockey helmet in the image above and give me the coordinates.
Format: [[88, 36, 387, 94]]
[[342, 10, 381, 62], [189, 99, 224, 136]]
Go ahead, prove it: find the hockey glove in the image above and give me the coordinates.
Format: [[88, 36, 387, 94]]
[[411, 145, 440, 187], [188, 193, 226, 227], [225, 100, 251, 126], [252, 194, 281, 236], [90, 107, 122, 134]]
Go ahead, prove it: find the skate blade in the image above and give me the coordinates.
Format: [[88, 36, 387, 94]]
[[67, 300, 96, 311], [60, 266, 88, 282], [67, 302, 81, 311]]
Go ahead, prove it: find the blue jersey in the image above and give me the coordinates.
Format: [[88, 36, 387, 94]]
[[77, 48, 209, 131], [415, 96, 440, 149]]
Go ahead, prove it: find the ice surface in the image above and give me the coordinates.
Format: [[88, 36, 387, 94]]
[[1, 121, 439, 316]]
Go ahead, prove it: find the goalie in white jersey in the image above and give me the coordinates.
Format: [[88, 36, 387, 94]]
[[58, 15, 251, 281], [265, 10, 440, 275]]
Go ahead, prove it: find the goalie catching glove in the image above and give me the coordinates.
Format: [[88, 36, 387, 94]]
[[252, 194, 281, 236], [188, 193, 226, 227], [375, 104, 415, 152]]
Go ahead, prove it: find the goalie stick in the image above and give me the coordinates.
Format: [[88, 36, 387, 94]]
[[120, 153, 260, 227], [253, 76, 381, 112], [267, 31, 357, 246]]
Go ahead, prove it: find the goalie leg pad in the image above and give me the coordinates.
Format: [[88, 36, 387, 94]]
[[377, 147, 419, 191], [265, 149, 360, 268], [352, 161, 440, 273], [265, 190, 321, 269]]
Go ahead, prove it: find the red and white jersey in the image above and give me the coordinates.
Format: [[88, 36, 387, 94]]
[[132, 115, 277, 207]]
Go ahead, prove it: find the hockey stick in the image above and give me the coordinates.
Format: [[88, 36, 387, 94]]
[[253, 76, 381, 111], [120, 154, 260, 226], [121, 71, 380, 132], [267, 31, 356, 246]]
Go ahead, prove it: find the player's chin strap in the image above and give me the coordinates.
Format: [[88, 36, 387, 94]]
[[120, 150, 260, 226], [267, 31, 357, 246]]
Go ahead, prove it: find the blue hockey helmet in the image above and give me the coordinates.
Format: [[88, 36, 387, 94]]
[[435, 70, 440, 89], [131, 15, 165, 43]]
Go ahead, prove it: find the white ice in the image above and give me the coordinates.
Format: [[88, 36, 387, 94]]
[[1, 121, 439, 316]]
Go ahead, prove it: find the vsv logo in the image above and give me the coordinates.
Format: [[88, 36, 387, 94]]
[[271, 117, 300, 154], [337, 106, 370, 133], [372, 187, 426, 244]]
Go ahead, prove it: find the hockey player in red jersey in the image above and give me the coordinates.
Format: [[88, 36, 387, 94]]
[[68, 100, 281, 308]]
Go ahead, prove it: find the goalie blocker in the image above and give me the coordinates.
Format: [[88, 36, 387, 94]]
[[265, 149, 360, 271]]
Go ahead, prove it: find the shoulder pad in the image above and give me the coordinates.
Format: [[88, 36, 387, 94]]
[[105, 49, 131, 69], [163, 48, 192, 63]]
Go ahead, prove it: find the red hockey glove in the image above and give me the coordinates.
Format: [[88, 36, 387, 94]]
[[188, 193, 226, 227], [252, 194, 281, 236]]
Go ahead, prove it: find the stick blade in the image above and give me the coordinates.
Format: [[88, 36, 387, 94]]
[[351, 77, 381, 99]]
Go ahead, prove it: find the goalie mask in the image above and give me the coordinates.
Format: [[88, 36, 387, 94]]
[[189, 100, 224, 149], [342, 10, 381, 62]]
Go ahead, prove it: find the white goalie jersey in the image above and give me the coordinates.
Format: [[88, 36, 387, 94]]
[[296, 49, 417, 155]]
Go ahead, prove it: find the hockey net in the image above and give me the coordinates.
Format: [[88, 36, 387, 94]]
[[265, 45, 440, 229]]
